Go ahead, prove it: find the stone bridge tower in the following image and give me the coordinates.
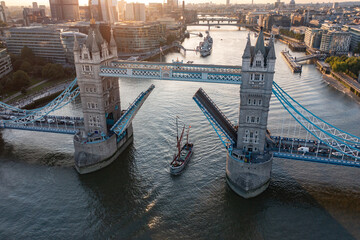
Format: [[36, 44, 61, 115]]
[[226, 29, 276, 198], [73, 22, 133, 174]]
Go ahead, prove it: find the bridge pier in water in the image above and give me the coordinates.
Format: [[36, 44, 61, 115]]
[[226, 29, 276, 198], [72, 23, 133, 174]]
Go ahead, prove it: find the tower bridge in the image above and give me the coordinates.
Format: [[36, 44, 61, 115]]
[[187, 16, 255, 29], [0, 26, 359, 198]]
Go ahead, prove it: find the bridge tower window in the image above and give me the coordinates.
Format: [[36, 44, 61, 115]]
[[254, 131, 259, 143], [256, 60, 262, 67], [82, 65, 92, 72], [87, 102, 98, 109], [244, 130, 250, 143], [258, 99, 262, 105]]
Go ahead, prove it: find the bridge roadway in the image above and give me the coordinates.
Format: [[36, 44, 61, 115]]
[[269, 136, 360, 167], [0, 113, 84, 134], [196, 18, 239, 22], [100, 61, 242, 84], [187, 23, 255, 27], [193, 88, 237, 142]]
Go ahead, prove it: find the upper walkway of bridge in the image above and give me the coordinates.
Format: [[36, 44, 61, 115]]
[[100, 61, 242, 84], [109, 61, 242, 73]]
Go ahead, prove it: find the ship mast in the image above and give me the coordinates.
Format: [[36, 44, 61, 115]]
[[178, 125, 185, 157], [186, 126, 191, 144], [176, 117, 179, 145]]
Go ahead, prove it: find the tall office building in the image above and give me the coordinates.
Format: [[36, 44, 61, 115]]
[[167, 0, 178, 10], [32, 2, 38, 9], [89, 0, 117, 24], [226, 0, 230, 6], [23, 7, 46, 26], [124, 3, 145, 21], [49, 0, 80, 22], [0, 1, 5, 8], [117, 0, 126, 20], [0, 5, 5, 22]]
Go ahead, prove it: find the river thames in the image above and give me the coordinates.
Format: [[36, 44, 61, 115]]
[[0, 27, 359, 239]]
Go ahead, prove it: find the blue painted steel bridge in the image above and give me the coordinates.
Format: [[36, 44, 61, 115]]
[[0, 60, 360, 169]]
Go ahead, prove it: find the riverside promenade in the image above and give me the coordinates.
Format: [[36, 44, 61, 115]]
[[331, 71, 360, 98]]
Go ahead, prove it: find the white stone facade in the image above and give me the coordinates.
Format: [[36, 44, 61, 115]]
[[73, 25, 120, 141], [236, 31, 276, 155]]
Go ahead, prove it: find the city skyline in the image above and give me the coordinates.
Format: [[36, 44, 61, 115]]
[[6, 0, 360, 6]]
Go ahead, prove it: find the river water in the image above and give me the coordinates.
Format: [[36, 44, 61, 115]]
[[0, 27, 359, 239]]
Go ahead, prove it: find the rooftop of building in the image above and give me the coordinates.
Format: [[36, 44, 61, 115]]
[[115, 21, 161, 26], [9, 25, 69, 32], [344, 24, 360, 32], [61, 31, 87, 38], [0, 48, 9, 57]]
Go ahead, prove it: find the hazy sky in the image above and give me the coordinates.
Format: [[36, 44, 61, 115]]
[[5, 0, 359, 6]]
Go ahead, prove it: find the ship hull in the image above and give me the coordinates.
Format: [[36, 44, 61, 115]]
[[170, 144, 193, 175]]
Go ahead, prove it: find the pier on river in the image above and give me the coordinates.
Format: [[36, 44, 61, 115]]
[[281, 50, 302, 73]]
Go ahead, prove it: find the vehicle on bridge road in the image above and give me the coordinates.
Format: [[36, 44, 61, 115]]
[[298, 146, 309, 154]]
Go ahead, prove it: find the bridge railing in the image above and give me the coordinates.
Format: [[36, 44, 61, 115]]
[[272, 81, 360, 161], [197, 88, 236, 130], [193, 88, 236, 151], [110, 61, 242, 74], [110, 84, 155, 136], [0, 78, 80, 125]]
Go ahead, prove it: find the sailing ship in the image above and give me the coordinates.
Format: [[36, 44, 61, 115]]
[[170, 118, 193, 175]]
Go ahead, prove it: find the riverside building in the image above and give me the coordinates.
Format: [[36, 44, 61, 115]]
[[320, 30, 351, 55], [343, 25, 360, 53], [61, 31, 87, 64], [0, 48, 12, 78], [113, 22, 162, 54], [6, 26, 68, 65], [304, 28, 323, 49]]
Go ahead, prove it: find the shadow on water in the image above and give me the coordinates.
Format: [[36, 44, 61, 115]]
[[0, 130, 13, 156], [75, 149, 358, 240], [154, 166, 358, 240], [77, 142, 162, 239], [259, 161, 358, 240]]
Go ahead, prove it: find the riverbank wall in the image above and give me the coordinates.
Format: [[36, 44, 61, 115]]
[[331, 71, 360, 98]]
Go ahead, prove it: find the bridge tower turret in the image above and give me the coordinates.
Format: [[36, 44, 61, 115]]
[[73, 23, 133, 174], [226, 29, 276, 198]]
